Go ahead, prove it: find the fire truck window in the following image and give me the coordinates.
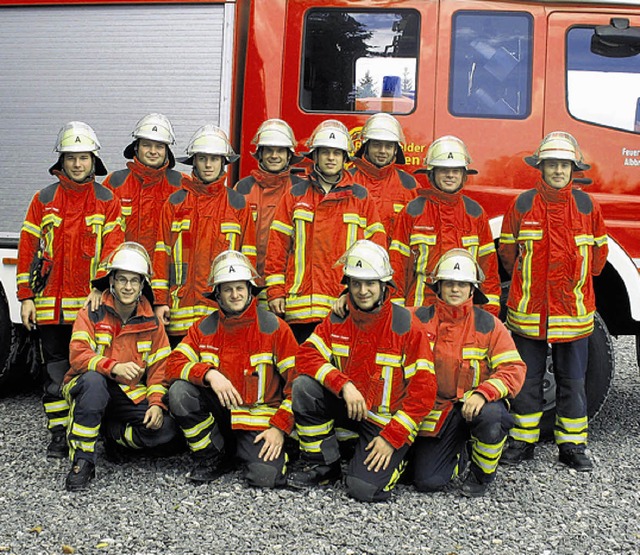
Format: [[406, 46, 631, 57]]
[[301, 10, 419, 113], [567, 27, 640, 134], [450, 11, 532, 119]]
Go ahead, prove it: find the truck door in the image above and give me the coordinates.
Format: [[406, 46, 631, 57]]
[[432, 1, 547, 212]]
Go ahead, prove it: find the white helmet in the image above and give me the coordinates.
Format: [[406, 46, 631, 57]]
[[106, 242, 152, 281], [251, 119, 303, 165], [424, 135, 477, 174], [525, 131, 589, 171], [50, 121, 107, 176], [337, 240, 394, 282], [180, 124, 239, 165], [124, 113, 176, 166], [54, 121, 101, 154], [306, 119, 353, 158], [208, 250, 260, 288], [355, 113, 406, 164], [431, 248, 484, 286], [91, 242, 153, 301], [131, 113, 176, 145]]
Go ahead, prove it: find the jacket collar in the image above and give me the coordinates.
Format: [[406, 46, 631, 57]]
[[184, 172, 228, 196], [127, 157, 170, 188], [53, 170, 94, 193], [537, 178, 573, 204], [435, 295, 474, 323], [351, 157, 397, 180]]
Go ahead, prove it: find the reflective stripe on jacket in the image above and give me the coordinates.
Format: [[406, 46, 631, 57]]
[[498, 180, 608, 342], [166, 297, 298, 434], [17, 172, 124, 325], [152, 172, 257, 335], [389, 183, 501, 316], [414, 297, 526, 436], [65, 291, 171, 408], [234, 168, 303, 280], [296, 295, 437, 449], [103, 157, 183, 256], [265, 171, 386, 325]]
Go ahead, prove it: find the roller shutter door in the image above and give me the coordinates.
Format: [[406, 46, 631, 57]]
[[0, 3, 232, 237]]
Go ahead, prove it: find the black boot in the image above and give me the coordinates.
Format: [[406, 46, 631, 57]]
[[188, 450, 228, 483], [500, 439, 535, 466], [65, 459, 96, 491], [287, 460, 341, 488], [47, 429, 68, 459], [559, 447, 593, 472], [461, 465, 494, 498]]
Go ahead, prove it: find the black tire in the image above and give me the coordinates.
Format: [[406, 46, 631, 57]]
[[539, 312, 615, 439], [0, 281, 14, 387]]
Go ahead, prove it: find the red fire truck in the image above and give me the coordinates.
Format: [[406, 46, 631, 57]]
[[1, 0, 639, 429]]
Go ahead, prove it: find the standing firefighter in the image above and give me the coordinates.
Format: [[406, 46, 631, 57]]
[[166, 251, 298, 488], [103, 113, 182, 256], [411, 249, 526, 497], [389, 135, 501, 316], [234, 119, 304, 284], [152, 125, 257, 344], [63, 242, 178, 491], [350, 113, 417, 238], [289, 240, 437, 501], [499, 132, 608, 472], [17, 121, 123, 458], [265, 119, 385, 343]]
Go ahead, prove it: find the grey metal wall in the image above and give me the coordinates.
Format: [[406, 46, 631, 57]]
[[0, 3, 230, 237]]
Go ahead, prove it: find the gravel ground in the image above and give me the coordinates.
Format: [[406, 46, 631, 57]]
[[0, 337, 638, 555]]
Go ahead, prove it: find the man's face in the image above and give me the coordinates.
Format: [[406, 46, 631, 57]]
[[432, 166, 466, 194], [349, 278, 383, 311], [260, 146, 290, 173], [217, 280, 249, 313], [194, 154, 224, 183], [541, 159, 572, 190], [137, 139, 167, 168], [315, 147, 344, 176], [439, 280, 473, 307], [366, 140, 397, 168], [62, 152, 93, 183], [110, 270, 142, 306]]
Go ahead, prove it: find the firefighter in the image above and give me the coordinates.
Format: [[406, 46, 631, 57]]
[[411, 249, 526, 497], [17, 121, 124, 458], [63, 242, 178, 491], [152, 125, 257, 346], [166, 251, 298, 488], [234, 119, 304, 284], [498, 132, 608, 472], [288, 240, 437, 501], [102, 113, 182, 256], [350, 113, 417, 237], [265, 119, 386, 343], [388, 135, 501, 316]]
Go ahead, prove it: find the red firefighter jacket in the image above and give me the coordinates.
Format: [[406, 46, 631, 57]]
[[349, 157, 417, 240], [17, 172, 124, 325], [234, 168, 305, 280], [65, 290, 171, 409], [296, 294, 437, 449], [414, 297, 526, 436], [103, 157, 183, 256], [498, 180, 608, 342], [152, 172, 257, 336], [166, 297, 298, 434], [389, 183, 501, 316], [265, 171, 386, 325]]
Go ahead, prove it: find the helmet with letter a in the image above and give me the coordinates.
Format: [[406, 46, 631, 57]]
[[429, 248, 488, 304], [204, 250, 262, 300], [123, 112, 177, 168], [49, 121, 108, 176], [304, 119, 354, 160], [336, 240, 395, 286]]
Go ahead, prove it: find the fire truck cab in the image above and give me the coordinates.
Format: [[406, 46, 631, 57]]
[[1, 0, 639, 427]]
